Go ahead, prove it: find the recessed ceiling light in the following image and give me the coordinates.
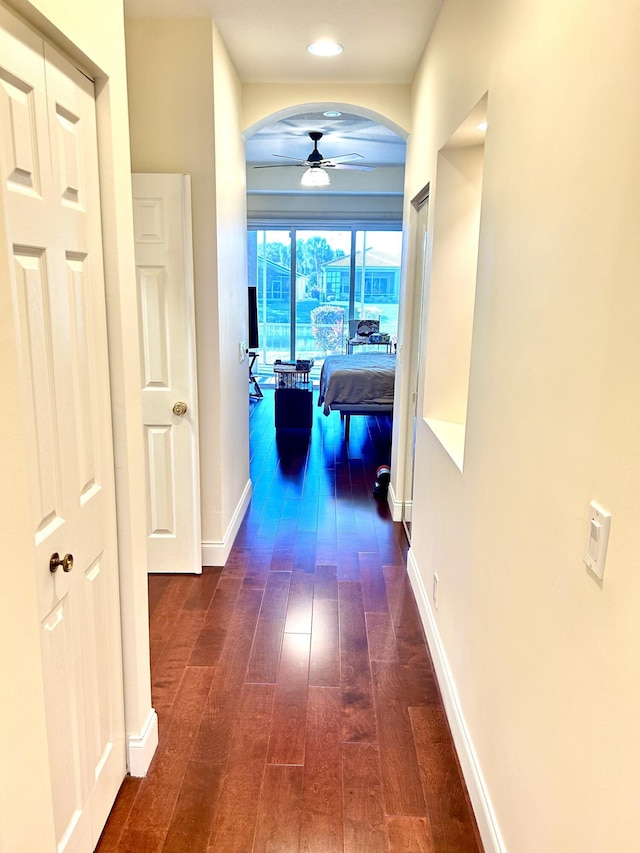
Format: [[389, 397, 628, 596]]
[[323, 110, 342, 118], [477, 121, 488, 132], [307, 40, 343, 57]]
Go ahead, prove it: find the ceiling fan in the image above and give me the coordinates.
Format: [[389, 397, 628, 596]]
[[253, 131, 374, 174]]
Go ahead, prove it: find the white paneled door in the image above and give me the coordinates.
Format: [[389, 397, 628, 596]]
[[0, 8, 125, 853], [132, 174, 201, 574]]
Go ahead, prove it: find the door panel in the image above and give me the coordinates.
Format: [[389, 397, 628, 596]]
[[12, 250, 64, 528], [67, 254, 100, 499], [138, 266, 170, 385], [40, 595, 92, 853], [146, 425, 176, 533], [133, 173, 201, 574], [0, 9, 125, 852]]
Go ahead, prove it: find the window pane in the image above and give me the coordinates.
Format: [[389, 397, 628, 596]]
[[353, 230, 402, 340], [295, 230, 352, 363], [247, 229, 292, 366]]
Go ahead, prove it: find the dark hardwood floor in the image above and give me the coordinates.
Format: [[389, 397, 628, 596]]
[[97, 389, 482, 852]]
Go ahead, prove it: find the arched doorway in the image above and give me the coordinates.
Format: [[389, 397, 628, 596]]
[[244, 105, 407, 373]]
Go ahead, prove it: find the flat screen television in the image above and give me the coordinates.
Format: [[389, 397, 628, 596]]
[[247, 286, 259, 350]]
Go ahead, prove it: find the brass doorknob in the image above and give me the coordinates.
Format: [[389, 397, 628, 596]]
[[50, 552, 74, 573], [172, 401, 188, 416]]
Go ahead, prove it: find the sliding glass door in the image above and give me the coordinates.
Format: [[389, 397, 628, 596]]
[[247, 226, 402, 370], [247, 229, 292, 364]]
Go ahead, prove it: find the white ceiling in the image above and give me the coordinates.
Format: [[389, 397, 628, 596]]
[[123, 0, 443, 84], [123, 0, 443, 184]]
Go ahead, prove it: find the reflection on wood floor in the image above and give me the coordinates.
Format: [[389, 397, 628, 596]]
[[96, 389, 482, 852]]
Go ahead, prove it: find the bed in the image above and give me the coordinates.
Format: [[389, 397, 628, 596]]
[[318, 352, 396, 439]]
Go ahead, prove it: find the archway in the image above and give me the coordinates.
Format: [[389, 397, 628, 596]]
[[244, 102, 406, 382]]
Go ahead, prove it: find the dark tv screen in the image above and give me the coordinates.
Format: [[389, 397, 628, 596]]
[[247, 286, 259, 350]]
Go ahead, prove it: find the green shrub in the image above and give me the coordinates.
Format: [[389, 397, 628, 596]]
[[310, 305, 346, 354]]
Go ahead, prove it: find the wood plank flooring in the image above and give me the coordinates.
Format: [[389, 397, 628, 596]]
[[97, 390, 482, 852]]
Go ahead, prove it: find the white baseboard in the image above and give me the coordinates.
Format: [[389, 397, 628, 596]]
[[407, 549, 506, 853], [387, 482, 403, 521], [201, 479, 252, 566], [126, 707, 158, 777]]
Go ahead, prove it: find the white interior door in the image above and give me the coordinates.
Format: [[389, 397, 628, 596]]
[[0, 9, 125, 853], [132, 173, 202, 574]]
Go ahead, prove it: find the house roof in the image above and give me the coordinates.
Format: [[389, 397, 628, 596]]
[[257, 256, 291, 275], [322, 247, 401, 269], [255, 256, 311, 284]]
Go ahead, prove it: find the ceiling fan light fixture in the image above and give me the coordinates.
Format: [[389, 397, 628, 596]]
[[307, 39, 343, 57], [301, 166, 331, 188]]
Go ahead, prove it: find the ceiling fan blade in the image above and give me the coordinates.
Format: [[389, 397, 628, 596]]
[[324, 153, 365, 164], [253, 162, 306, 169], [271, 154, 307, 163], [324, 163, 374, 171]]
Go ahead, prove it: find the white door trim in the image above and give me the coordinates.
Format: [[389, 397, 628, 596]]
[[88, 41, 157, 777]]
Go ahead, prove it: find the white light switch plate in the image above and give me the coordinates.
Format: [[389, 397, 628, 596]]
[[584, 501, 611, 580]]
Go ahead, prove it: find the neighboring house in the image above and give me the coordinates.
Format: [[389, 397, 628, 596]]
[[321, 246, 401, 303], [248, 257, 311, 307], [251, 256, 291, 301], [247, 234, 311, 313]]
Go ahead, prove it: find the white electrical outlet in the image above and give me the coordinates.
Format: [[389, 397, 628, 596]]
[[239, 341, 247, 362], [432, 572, 439, 609]]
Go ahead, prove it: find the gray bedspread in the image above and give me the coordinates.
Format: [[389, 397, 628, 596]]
[[317, 353, 396, 415]]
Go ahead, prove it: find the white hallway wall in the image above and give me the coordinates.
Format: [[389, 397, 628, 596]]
[[404, 0, 640, 850], [125, 17, 251, 563]]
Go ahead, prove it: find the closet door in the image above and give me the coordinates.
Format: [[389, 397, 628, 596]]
[[0, 9, 125, 851]]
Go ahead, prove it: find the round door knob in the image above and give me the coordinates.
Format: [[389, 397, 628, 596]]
[[50, 552, 74, 573], [172, 401, 188, 416]]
